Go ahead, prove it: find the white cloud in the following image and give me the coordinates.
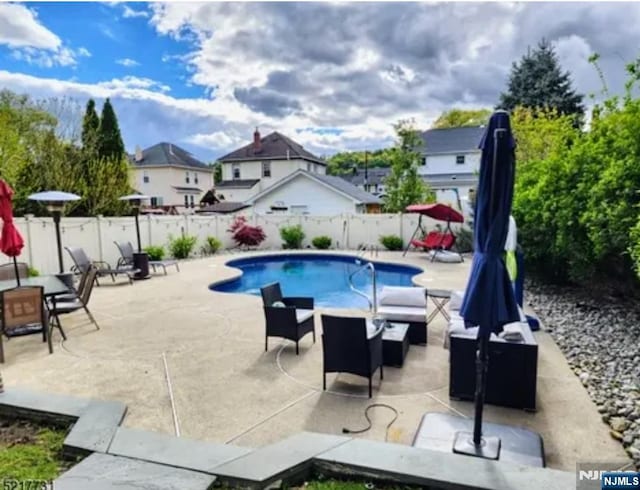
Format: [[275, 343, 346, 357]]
[[122, 5, 149, 19], [0, 4, 91, 68], [97, 76, 171, 93], [116, 58, 140, 67], [99, 25, 117, 40], [0, 3, 61, 49]]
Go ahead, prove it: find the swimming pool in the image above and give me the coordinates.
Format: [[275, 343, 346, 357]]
[[210, 253, 423, 309]]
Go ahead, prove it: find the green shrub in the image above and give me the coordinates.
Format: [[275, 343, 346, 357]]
[[202, 236, 222, 255], [379, 234, 403, 251], [312, 235, 332, 249], [280, 225, 305, 249], [168, 235, 197, 259], [144, 245, 165, 261], [456, 227, 474, 253], [27, 266, 40, 277]]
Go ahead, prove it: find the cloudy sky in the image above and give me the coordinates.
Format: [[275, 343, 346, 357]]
[[1, 2, 639, 162]]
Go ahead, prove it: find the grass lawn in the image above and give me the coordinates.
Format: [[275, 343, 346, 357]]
[[0, 419, 76, 481]]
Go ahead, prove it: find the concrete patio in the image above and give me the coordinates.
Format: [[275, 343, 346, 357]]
[[0, 250, 626, 471]]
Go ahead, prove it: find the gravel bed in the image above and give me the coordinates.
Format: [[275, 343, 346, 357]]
[[526, 281, 640, 468]]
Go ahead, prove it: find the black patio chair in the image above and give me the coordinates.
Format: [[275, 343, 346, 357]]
[[260, 282, 315, 355], [321, 314, 384, 398], [0, 262, 29, 281], [49, 267, 99, 331], [114, 241, 180, 275], [0, 286, 52, 363], [65, 246, 135, 285]]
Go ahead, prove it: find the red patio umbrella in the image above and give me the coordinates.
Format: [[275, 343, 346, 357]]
[[0, 180, 25, 285]]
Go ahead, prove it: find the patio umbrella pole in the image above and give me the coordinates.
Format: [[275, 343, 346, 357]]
[[472, 333, 490, 444], [12, 257, 20, 286]]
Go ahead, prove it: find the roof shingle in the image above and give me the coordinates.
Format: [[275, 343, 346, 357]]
[[420, 126, 485, 155], [218, 131, 326, 165], [131, 143, 211, 170]]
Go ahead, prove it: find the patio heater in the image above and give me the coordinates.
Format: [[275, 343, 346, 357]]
[[119, 194, 151, 280], [28, 191, 81, 287]]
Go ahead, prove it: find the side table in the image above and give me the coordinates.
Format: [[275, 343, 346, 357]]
[[382, 322, 410, 367]]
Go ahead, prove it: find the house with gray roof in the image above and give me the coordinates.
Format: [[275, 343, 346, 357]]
[[418, 126, 484, 208], [215, 129, 327, 202], [130, 142, 213, 213], [246, 169, 381, 215]]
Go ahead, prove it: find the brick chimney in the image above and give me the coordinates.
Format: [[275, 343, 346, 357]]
[[253, 127, 261, 153]]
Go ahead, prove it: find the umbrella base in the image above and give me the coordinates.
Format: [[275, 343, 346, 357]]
[[413, 413, 545, 467], [133, 252, 151, 280], [453, 431, 500, 460]]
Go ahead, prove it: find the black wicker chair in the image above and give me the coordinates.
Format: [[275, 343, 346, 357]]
[[260, 282, 315, 355], [321, 314, 384, 398]]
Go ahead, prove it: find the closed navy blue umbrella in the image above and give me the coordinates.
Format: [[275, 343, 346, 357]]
[[457, 110, 520, 457]]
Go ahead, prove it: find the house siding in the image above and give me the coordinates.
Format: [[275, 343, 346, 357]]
[[131, 166, 213, 211], [252, 174, 358, 215], [418, 151, 481, 176]]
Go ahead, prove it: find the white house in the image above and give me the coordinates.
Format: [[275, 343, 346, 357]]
[[340, 167, 389, 197], [130, 142, 213, 213], [419, 126, 484, 207], [215, 129, 327, 202], [247, 169, 381, 215]]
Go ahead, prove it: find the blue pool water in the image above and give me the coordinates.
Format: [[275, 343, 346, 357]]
[[210, 254, 423, 309]]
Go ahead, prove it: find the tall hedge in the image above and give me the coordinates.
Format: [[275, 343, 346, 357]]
[[511, 59, 640, 284]]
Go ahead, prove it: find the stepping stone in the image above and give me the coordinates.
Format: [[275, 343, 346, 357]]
[[54, 453, 215, 490], [64, 400, 127, 456], [108, 427, 253, 473], [315, 437, 575, 490], [212, 431, 349, 488], [0, 387, 90, 423]]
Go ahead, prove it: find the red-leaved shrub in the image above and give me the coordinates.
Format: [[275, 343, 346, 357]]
[[227, 216, 266, 247]]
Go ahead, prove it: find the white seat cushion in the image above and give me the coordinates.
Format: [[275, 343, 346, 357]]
[[378, 286, 426, 308], [376, 305, 425, 323], [448, 290, 465, 311], [296, 309, 314, 323]]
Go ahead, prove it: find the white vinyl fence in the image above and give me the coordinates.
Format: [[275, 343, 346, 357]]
[[13, 212, 449, 275]]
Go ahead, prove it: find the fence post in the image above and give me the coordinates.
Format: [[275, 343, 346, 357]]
[[147, 214, 152, 245], [24, 214, 34, 267], [96, 215, 103, 262], [183, 214, 189, 237]]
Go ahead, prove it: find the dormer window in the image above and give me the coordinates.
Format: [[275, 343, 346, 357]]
[[232, 163, 241, 180], [185, 171, 190, 184]]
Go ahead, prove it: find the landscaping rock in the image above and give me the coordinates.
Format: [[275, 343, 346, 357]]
[[527, 281, 640, 470]]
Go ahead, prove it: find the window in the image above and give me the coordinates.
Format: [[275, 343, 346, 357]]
[[143, 171, 149, 183], [421, 157, 426, 166], [184, 195, 189, 208], [232, 163, 241, 180], [185, 171, 190, 184], [190, 195, 195, 207], [150, 196, 163, 207], [456, 155, 465, 165], [262, 161, 271, 178], [194, 173, 199, 184], [306, 162, 311, 172]]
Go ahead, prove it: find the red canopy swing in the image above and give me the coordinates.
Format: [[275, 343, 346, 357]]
[[403, 203, 464, 261]]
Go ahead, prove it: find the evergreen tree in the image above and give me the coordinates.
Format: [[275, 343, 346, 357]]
[[498, 39, 584, 123], [383, 120, 434, 213], [81, 99, 100, 153], [98, 98, 125, 160]]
